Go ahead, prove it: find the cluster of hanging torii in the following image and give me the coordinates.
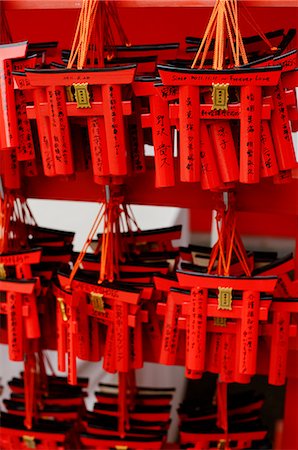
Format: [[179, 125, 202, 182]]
[[0, 0, 297, 449]]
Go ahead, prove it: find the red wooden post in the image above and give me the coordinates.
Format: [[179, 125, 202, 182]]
[[0, 278, 36, 362], [240, 86, 262, 183], [260, 120, 279, 178], [177, 271, 277, 378], [0, 42, 27, 152], [102, 84, 128, 176], [46, 85, 74, 175], [14, 90, 35, 162], [200, 123, 222, 190], [6, 292, 24, 361], [56, 296, 67, 372], [179, 85, 201, 182], [269, 81, 297, 171], [24, 66, 135, 178], [204, 90, 238, 184], [32, 87, 56, 176], [133, 79, 175, 187], [186, 287, 208, 372], [127, 96, 146, 175]]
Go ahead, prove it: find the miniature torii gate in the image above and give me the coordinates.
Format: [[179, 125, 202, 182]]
[[14, 65, 136, 180], [0, 42, 28, 189], [157, 64, 282, 184], [177, 271, 277, 378], [53, 274, 149, 377]]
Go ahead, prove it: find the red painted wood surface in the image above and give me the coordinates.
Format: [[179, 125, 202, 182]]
[[1, 1, 297, 448]]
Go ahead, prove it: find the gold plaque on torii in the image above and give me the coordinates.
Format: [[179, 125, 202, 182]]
[[22, 436, 36, 449], [57, 297, 68, 322], [0, 263, 6, 280], [218, 287, 233, 311], [73, 82, 91, 108], [212, 83, 229, 110], [217, 439, 227, 450], [214, 317, 227, 327], [115, 446, 128, 450], [90, 292, 105, 313]]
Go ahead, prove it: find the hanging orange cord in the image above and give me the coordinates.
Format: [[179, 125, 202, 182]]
[[67, 0, 130, 68], [67, 0, 100, 70], [67, 203, 105, 288], [191, 0, 248, 70], [240, 2, 278, 53], [207, 193, 251, 277]]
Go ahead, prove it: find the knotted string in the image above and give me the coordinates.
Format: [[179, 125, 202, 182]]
[[191, 0, 248, 69], [207, 192, 252, 449], [67, 0, 130, 69], [208, 192, 251, 277]]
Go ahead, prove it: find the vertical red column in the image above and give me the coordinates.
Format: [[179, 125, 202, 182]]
[[66, 296, 77, 385], [200, 123, 222, 190], [160, 295, 181, 365], [103, 324, 116, 373], [32, 88, 56, 176], [87, 86, 110, 178], [47, 86, 73, 175], [150, 95, 175, 187], [114, 301, 129, 373], [56, 298, 67, 372], [179, 85, 200, 182], [260, 121, 279, 178], [186, 288, 208, 373], [15, 90, 35, 162], [102, 84, 127, 176], [239, 291, 260, 375], [7, 292, 24, 361], [268, 310, 290, 386], [127, 97, 146, 175], [240, 86, 262, 183], [76, 294, 91, 361], [270, 81, 297, 170]]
